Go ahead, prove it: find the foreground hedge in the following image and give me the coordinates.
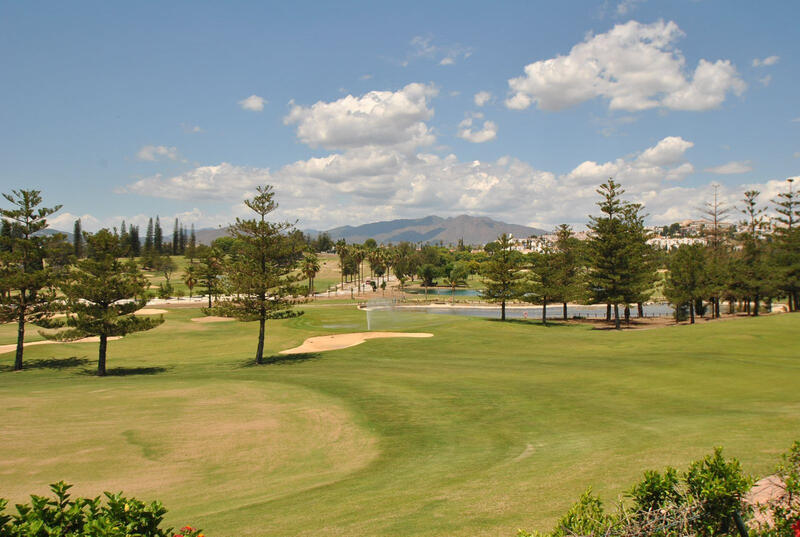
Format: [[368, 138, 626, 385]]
[[0, 482, 203, 537], [519, 442, 800, 537]]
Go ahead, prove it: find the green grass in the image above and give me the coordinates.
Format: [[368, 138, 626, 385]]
[[1, 307, 799, 537]]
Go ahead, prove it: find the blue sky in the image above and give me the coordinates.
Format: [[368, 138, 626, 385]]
[[1, 0, 798, 232]]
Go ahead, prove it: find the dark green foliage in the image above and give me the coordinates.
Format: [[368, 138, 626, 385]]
[[685, 447, 752, 536], [524, 245, 561, 324], [519, 446, 755, 537], [0, 481, 202, 537], [73, 218, 83, 258], [0, 189, 63, 371], [665, 245, 709, 324], [480, 233, 525, 321], [551, 488, 612, 537], [211, 185, 303, 364], [629, 467, 681, 512], [42, 230, 163, 376], [587, 179, 656, 329], [154, 216, 163, 254]]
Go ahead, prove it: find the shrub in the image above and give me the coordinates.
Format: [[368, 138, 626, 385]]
[[0, 482, 204, 537]]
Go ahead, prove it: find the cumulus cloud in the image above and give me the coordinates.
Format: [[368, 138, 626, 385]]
[[284, 83, 438, 151], [122, 135, 725, 229], [239, 94, 266, 111], [180, 123, 203, 134], [759, 75, 772, 87], [457, 116, 498, 143], [122, 162, 272, 200], [136, 145, 182, 162], [705, 160, 753, 174], [506, 20, 745, 112], [474, 91, 492, 106], [752, 55, 779, 67]]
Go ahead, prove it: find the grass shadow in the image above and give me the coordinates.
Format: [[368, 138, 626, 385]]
[[76, 366, 171, 377], [0, 356, 91, 372], [237, 352, 321, 368]]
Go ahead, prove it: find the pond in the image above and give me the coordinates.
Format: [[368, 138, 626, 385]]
[[404, 288, 482, 296], [396, 303, 674, 320]]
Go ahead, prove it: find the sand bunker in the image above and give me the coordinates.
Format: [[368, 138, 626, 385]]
[[280, 332, 433, 354], [135, 308, 168, 315], [0, 336, 123, 355], [191, 316, 235, 323]]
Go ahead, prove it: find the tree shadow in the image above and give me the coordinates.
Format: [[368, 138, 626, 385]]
[[76, 366, 171, 377], [0, 356, 91, 372], [237, 352, 321, 368], [487, 318, 571, 328]]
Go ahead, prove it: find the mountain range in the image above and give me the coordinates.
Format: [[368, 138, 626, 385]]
[[52, 215, 546, 247]]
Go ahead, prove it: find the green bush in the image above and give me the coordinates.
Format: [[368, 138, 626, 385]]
[[0, 482, 204, 537]]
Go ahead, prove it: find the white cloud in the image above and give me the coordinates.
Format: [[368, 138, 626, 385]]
[[180, 123, 203, 134], [752, 55, 779, 67], [457, 116, 498, 143], [239, 94, 266, 111], [284, 83, 438, 151], [122, 163, 272, 200], [409, 35, 471, 66], [48, 212, 102, 232], [704, 160, 753, 174], [636, 136, 694, 166], [759, 75, 772, 87], [136, 145, 181, 162], [474, 91, 492, 107], [617, 0, 645, 15], [506, 20, 745, 112], [122, 136, 716, 229]]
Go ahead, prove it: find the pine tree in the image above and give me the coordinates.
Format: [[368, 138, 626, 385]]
[[196, 245, 224, 308], [179, 224, 187, 254], [46, 229, 162, 376], [665, 244, 709, 323], [736, 190, 772, 316], [772, 178, 800, 311], [587, 179, 654, 329], [73, 218, 83, 258], [0, 190, 63, 370], [172, 218, 179, 255], [209, 186, 304, 364], [480, 233, 525, 321], [129, 225, 141, 257], [701, 184, 733, 317], [553, 224, 584, 320], [523, 242, 561, 325], [185, 224, 197, 261], [144, 218, 154, 253], [154, 216, 163, 254]]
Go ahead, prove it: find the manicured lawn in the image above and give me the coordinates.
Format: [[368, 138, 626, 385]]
[[1, 307, 798, 536]]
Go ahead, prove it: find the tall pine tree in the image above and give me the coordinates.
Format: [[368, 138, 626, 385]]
[[772, 178, 800, 311], [154, 216, 163, 253], [73, 218, 83, 258], [480, 233, 525, 321], [0, 189, 63, 370]]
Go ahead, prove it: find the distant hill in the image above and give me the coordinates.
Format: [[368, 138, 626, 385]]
[[195, 227, 230, 245], [325, 215, 546, 245]]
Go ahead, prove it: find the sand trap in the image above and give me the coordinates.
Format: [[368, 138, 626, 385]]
[[191, 316, 235, 323], [0, 336, 123, 355], [135, 308, 168, 315], [280, 332, 433, 354]]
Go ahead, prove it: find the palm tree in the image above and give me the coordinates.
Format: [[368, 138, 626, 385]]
[[183, 264, 198, 298], [302, 252, 321, 297]]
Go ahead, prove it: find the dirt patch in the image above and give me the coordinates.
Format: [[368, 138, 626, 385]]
[[135, 309, 168, 315], [191, 316, 235, 323], [0, 336, 123, 355], [746, 475, 786, 526], [280, 332, 433, 354]]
